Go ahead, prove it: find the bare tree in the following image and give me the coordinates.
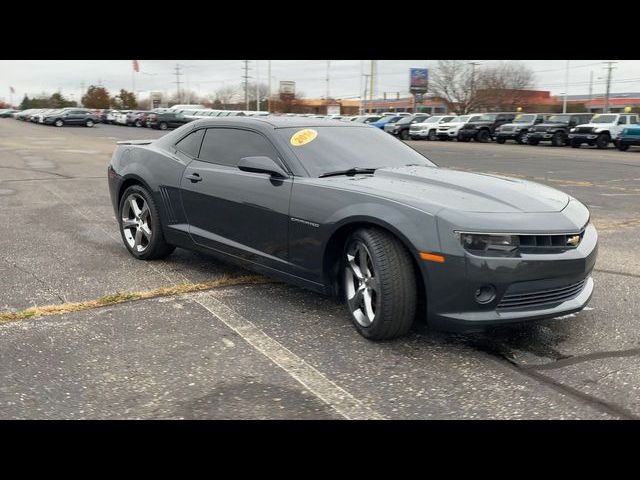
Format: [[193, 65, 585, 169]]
[[429, 60, 535, 113], [475, 62, 535, 110], [428, 60, 478, 114], [214, 85, 240, 108]]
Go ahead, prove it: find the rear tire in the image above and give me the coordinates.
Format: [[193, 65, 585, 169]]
[[427, 130, 436, 141], [85, 119, 94, 128], [570, 139, 581, 148], [342, 228, 417, 340], [159, 122, 168, 130], [400, 130, 410, 140], [617, 143, 630, 151], [457, 133, 470, 142], [528, 138, 539, 145], [496, 137, 506, 144], [118, 185, 175, 260], [54, 119, 64, 127], [515, 132, 526, 144]]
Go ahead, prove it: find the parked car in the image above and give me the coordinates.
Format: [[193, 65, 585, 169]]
[[352, 115, 381, 124], [435, 115, 481, 141], [108, 116, 597, 340], [0, 109, 17, 117], [457, 112, 519, 142], [614, 123, 640, 151], [527, 113, 594, 147], [146, 111, 193, 130], [35, 108, 68, 124], [14, 109, 40, 121], [371, 115, 403, 129], [384, 113, 430, 140], [494, 113, 552, 144], [43, 108, 98, 127], [409, 115, 457, 140], [568, 113, 639, 149]]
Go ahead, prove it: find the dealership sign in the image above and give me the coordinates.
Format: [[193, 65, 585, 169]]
[[280, 81, 296, 101], [409, 68, 429, 94]]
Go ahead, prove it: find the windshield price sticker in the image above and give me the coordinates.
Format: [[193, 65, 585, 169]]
[[291, 129, 318, 146]]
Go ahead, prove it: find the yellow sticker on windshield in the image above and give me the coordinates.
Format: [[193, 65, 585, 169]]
[[592, 114, 600, 120], [290, 129, 318, 146]]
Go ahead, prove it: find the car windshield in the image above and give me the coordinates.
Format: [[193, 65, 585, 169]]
[[380, 116, 401, 124], [450, 116, 470, 123], [474, 114, 497, 121], [590, 114, 617, 123], [396, 116, 416, 125], [278, 126, 436, 177], [421, 116, 441, 123], [513, 114, 536, 123], [547, 115, 571, 123]]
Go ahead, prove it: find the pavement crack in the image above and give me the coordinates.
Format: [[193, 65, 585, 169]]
[[1, 257, 66, 304], [594, 269, 640, 280], [527, 347, 640, 372]]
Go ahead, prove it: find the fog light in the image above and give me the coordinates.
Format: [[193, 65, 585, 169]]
[[475, 285, 496, 304]]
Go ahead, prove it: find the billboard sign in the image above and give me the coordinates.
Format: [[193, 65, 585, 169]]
[[409, 68, 429, 94], [279, 81, 296, 101]]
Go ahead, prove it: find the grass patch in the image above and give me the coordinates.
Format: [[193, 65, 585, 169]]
[[0, 274, 270, 324]]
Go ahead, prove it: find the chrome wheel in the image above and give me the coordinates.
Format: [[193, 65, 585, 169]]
[[121, 194, 152, 253], [345, 241, 379, 327]]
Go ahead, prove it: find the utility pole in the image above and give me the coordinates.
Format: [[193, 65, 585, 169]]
[[359, 60, 364, 115], [173, 64, 183, 104], [363, 74, 370, 115], [369, 60, 375, 113], [242, 60, 251, 111], [326, 60, 330, 99], [468, 62, 481, 111], [267, 60, 272, 113], [255, 60, 260, 111], [588, 71, 594, 103], [562, 60, 570, 113], [603, 61, 617, 113]]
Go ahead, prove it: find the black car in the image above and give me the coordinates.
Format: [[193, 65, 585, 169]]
[[457, 112, 518, 142], [43, 108, 98, 127], [146, 111, 193, 130], [494, 113, 552, 144], [384, 114, 431, 140], [526, 113, 594, 147], [107, 117, 597, 340]]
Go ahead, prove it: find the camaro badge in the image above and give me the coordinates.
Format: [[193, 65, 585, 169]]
[[567, 235, 581, 246]]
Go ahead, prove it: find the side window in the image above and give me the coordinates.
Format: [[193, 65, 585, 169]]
[[175, 129, 205, 158], [199, 128, 280, 168], [619, 116, 627, 125], [630, 115, 638, 124]]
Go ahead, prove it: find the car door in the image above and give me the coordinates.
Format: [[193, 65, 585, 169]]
[[180, 126, 293, 270]]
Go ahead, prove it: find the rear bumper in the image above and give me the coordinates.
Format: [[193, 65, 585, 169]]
[[420, 223, 598, 331]]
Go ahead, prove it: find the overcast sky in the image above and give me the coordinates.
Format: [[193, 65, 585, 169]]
[[2, 60, 640, 104]]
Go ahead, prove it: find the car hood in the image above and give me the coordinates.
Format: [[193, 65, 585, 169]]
[[325, 166, 570, 214], [437, 122, 463, 128], [463, 121, 492, 127], [535, 122, 569, 128], [500, 122, 532, 128]]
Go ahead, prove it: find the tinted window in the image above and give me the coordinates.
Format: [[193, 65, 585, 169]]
[[276, 126, 435, 177], [619, 116, 627, 125], [199, 128, 279, 167], [175, 129, 205, 157]]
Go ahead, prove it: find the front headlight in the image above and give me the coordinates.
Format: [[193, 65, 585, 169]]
[[570, 128, 576, 132], [456, 232, 520, 253]]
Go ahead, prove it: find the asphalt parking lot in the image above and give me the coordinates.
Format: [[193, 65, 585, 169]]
[[1, 119, 640, 419]]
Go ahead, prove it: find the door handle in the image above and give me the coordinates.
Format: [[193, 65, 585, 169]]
[[186, 173, 202, 183]]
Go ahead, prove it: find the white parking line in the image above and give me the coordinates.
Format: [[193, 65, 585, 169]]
[[193, 291, 385, 420]]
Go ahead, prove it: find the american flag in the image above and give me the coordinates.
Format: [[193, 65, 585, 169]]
[[132, 60, 139, 73]]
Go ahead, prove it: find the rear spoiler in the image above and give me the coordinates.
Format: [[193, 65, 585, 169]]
[[116, 139, 155, 146]]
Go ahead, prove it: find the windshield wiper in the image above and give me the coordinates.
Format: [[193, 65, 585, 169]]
[[319, 167, 378, 178]]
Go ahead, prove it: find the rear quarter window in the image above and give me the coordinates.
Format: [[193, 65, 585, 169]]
[[175, 129, 205, 158]]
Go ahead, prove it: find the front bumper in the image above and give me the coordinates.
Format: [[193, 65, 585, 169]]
[[527, 132, 553, 141], [617, 137, 640, 146], [568, 133, 598, 141], [457, 129, 478, 140], [436, 129, 459, 138], [420, 223, 598, 330], [495, 130, 523, 140], [409, 129, 432, 138]]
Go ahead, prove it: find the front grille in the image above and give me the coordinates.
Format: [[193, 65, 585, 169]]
[[497, 279, 587, 310], [575, 126, 594, 134], [532, 125, 550, 132], [518, 231, 584, 251]]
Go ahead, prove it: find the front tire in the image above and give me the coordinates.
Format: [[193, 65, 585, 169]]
[[118, 185, 175, 260], [515, 132, 526, 144], [617, 143, 630, 151], [551, 131, 565, 147], [400, 129, 410, 141], [570, 139, 581, 148], [496, 137, 506, 144], [427, 130, 436, 141], [596, 133, 610, 149], [85, 119, 94, 127], [476, 129, 491, 142], [54, 119, 64, 127], [159, 122, 168, 130], [342, 228, 417, 340]]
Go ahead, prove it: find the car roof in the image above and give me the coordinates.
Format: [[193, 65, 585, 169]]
[[187, 116, 366, 129]]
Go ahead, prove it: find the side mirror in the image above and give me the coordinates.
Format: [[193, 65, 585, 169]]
[[238, 156, 287, 178]]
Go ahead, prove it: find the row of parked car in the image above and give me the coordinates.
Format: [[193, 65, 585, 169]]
[[367, 111, 640, 152]]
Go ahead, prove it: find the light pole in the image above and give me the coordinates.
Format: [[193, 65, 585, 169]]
[[562, 60, 570, 113]]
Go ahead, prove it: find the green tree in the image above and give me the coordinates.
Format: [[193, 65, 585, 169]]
[[49, 92, 76, 108], [81, 85, 111, 109], [19, 95, 31, 110], [110, 89, 138, 109]]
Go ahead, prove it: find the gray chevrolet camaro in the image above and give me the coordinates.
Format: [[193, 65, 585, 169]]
[[107, 117, 597, 340]]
